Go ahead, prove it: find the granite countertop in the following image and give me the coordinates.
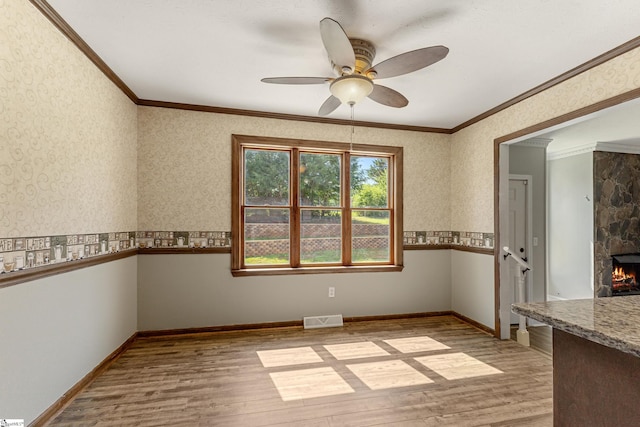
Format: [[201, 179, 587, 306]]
[[512, 296, 640, 357]]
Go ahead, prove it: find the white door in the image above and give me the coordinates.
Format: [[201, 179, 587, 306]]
[[508, 178, 528, 324]]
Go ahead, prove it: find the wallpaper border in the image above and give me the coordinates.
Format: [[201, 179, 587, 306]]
[[0, 229, 493, 282]]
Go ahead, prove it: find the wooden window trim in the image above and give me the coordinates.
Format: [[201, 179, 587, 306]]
[[231, 134, 403, 276], [343, 151, 352, 264]]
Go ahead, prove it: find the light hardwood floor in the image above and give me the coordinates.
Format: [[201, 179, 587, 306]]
[[47, 316, 552, 426]]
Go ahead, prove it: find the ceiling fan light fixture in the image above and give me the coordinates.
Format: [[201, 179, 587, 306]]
[[330, 74, 373, 106]]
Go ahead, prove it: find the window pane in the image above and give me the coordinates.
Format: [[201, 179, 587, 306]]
[[301, 209, 342, 264], [351, 156, 388, 208], [245, 149, 290, 206], [300, 153, 341, 207], [352, 210, 390, 263], [244, 208, 290, 265]]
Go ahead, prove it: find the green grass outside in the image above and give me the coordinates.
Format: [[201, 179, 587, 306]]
[[351, 215, 389, 225], [245, 247, 389, 265]]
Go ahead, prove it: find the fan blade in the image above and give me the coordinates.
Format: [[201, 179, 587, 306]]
[[368, 84, 408, 108], [367, 45, 449, 79], [320, 18, 355, 70], [318, 95, 341, 116], [261, 77, 332, 85]]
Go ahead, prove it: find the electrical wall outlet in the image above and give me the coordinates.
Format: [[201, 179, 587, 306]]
[[328, 287, 335, 298]]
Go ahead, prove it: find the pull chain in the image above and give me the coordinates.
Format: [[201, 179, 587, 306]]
[[350, 103, 355, 152]]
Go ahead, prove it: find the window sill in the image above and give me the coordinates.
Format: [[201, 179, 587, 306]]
[[138, 247, 231, 254], [231, 265, 404, 277], [404, 244, 494, 255]]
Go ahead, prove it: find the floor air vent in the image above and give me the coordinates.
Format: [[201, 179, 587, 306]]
[[303, 314, 344, 329]]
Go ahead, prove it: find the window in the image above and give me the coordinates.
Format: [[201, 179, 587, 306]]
[[232, 135, 403, 275]]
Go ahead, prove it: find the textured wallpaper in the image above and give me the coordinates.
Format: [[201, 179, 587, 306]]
[[137, 107, 451, 231], [0, 0, 138, 238], [450, 45, 640, 232]]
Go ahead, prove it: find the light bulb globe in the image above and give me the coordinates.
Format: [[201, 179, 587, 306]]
[[329, 74, 373, 105]]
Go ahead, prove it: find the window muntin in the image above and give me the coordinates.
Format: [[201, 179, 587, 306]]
[[232, 135, 402, 274]]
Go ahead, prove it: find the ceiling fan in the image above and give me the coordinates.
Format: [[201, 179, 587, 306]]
[[261, 17, 449, 116]]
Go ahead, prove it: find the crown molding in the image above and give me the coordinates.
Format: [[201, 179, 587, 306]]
[[547, 139, 640, 160], [137, 99, 450, 134], [595, 140, 640, 155], [30, 1, 640, 135], [547, 142, 597, 160], [516, 137, 553, 148], [30, 1, 448, 134]]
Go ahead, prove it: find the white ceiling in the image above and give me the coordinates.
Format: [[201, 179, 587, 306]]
[[47, 0, 640, 129]]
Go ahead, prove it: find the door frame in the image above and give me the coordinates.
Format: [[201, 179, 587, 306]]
[[493, 89, 640, 339]]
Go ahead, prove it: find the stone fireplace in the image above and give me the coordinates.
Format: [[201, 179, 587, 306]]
[[594, 151, 640, 297]]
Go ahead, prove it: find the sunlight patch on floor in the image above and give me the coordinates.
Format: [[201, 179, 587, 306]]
[[383, 336, 450, 353], [323, 341, 390, 360], [415, 352, 503, 380], [260, 336, 504, 401], [346, 360, 434, 390], [257, 346, 323, 367], [269, 367, 355, 401]]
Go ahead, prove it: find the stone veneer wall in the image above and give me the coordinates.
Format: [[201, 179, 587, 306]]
[[594, 151, 640, 297]]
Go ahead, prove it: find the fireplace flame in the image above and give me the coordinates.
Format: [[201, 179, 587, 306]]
[[612, 266, 634, 281], [612, 266, 636, 290]]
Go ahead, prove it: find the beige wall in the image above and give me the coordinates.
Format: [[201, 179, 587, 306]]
[[0, 0, 138, 238], [0, 2, 139, 424], [0, 257, 138, 425], [137, 106, 451, 231], [451, 250, 495, 328], [138, 251, 452, 331]]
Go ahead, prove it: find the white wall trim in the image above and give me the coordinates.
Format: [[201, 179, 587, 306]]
[[498, 145, 511, 339], [595, 140, 640, 154], [547, 142, 597, 160], [518, 137, 553, 148], [547, 140, 640, 161]]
